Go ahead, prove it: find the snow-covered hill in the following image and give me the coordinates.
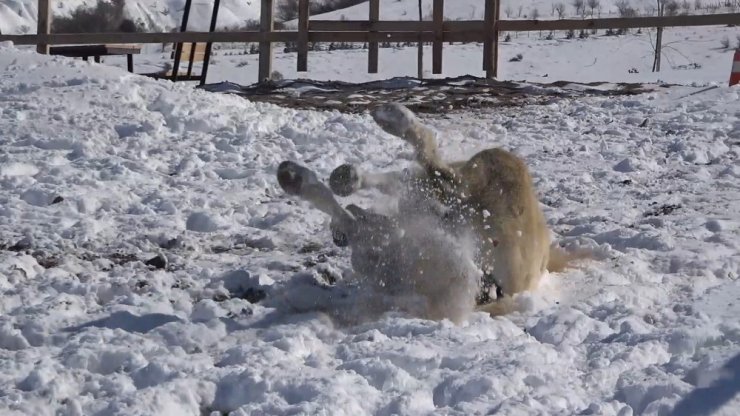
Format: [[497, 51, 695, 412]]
[[0, 0, 261, 34], [0, 0, 712, 34], [1, 42, 739, 415], [310, 0, 649, 21]]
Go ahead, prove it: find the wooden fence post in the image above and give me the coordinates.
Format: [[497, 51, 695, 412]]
[[297, 0, 309, 72], [36, 0, 50, 54], [493, 0, 500, 78], [483, 0, 494, 74], [368, 0, 379, 73], [432, 0, 443, 74], [483, 0, 499, 78], [417, 0, 423, 79], [259, 0, 274, 82]]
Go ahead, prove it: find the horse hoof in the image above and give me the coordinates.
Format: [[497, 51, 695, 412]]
[[329, 163, 360, 197]]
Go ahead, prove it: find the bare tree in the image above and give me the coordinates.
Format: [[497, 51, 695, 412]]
[[52, 0, 144, 33], [615, 0, 638, 16], [276, 0, 299, 22], [531, 7, 540, 19], [572, 0, 586, 16], [505, 5, 513, 17], [665, 0, 680, 14], [554, 2, 567, 18], [587, 0, 600, 16]]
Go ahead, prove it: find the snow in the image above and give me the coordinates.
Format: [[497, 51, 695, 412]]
[[0, 0, 646, 35], [1, 35, 740, 416], [0, 0, 261, 34], [80, 24, 736, 87], [2, 0, 737, 87]]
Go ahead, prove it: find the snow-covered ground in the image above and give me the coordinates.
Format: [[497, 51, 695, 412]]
[[2, 0, 737, 87], [79, 23, 737, 88], [1, 39, 740, 415]]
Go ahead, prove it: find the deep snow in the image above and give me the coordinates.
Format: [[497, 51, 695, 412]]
[[1, 41, 740, 415]]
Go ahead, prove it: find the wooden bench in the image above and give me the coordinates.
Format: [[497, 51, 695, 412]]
[[49, 44, 142, 72], [172, 42, 207, 62]]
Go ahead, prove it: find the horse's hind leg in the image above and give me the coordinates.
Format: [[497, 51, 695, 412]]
[[277, 161, 355, 233], [371, 103, 456, 181]]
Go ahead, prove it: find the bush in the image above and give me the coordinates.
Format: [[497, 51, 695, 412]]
[[276, 0, 367, 22], [276, 0, 299, 21], [54, 0, 144, 33], [615, 0, 638, 17], [52, 0, 144, 33]]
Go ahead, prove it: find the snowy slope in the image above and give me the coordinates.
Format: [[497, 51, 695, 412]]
[[0, 0, 261, 34], [1, 43, 740, 415], [0, 0, 704, 34], [309, 0, 674, 21]]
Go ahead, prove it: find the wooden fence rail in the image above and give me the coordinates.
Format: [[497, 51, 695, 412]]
[[0, 0, 737, 83]]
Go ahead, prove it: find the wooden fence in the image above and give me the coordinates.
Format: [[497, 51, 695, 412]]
[[0, 0, 737, 82]]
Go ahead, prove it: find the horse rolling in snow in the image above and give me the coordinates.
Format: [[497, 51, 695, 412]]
[[277, 160, 480, 323], [279, 103, 582, 319], [327, 103, 585, 316]]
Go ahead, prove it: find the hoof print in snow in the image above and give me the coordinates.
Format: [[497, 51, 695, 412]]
[[315, 265, 340, 285], [221, 270, 268, 304], [186, 212, 220, 233], [33, 252, 59, 269], [144, 254, 168, 269], [212, 291, 230, 302], [9, 237, 32, 252], [299, 241, 323, 254], [643, 203, 681, 217], [107, 252, 138, 265], [241, 287, 266, 304], [242, 236, 277, 250], [51, 196, 64, 204], [303, 252, 333, 268]]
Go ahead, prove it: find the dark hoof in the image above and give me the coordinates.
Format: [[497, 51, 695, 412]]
[[330, 216, 350, 247], [344, 204, 369, 219], [329, 164, 360, 197], [476, 271, 502, 305], [277, 161, 306, 195], [332, 228, 349, 247]]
